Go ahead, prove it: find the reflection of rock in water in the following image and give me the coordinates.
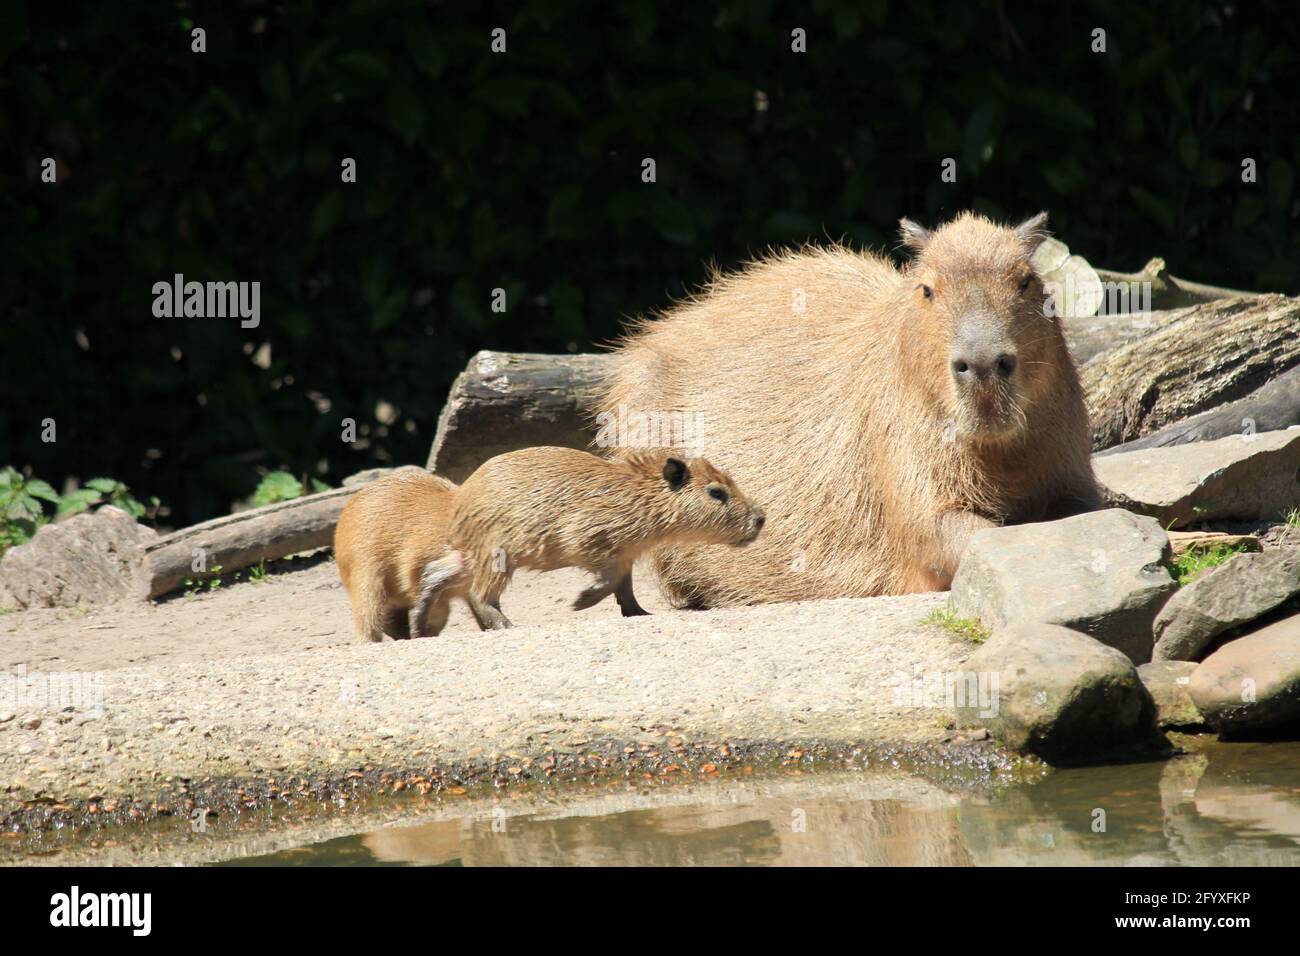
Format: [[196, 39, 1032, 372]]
[[360, 744, 1300, 866], [961, 759, 1173, 865], [362, 780, 971, 866], [961, 741, 1300, 866], [1160, 741, 1300, 867]]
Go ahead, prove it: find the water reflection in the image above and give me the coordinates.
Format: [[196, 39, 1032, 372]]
[[235, 741, 1300, 866]]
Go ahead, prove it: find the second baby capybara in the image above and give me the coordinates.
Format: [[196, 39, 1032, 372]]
[[599, 211, 1100, 607], [334, 469, 473, 642]]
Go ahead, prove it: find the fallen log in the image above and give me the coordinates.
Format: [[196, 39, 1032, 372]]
[[137, 472, 419, 599], [1081, 294, 1300, 449], [1095, 364, 1300, 456], [426, 350, 608, 481], [1060, 309, 1184, 365]]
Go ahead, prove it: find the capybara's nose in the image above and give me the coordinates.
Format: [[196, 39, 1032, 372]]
[[951, 350, 1017, 384]]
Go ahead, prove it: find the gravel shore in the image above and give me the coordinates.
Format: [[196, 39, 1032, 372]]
[[1, 560, 978, 839]]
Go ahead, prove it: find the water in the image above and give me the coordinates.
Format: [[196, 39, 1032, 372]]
[[223, 739, 1300, 867]]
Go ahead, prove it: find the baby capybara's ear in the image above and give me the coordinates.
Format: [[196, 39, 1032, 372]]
[[662, 457, 689, 490], [898, 217, 932, 253], [1014, 211, 1051, 251]]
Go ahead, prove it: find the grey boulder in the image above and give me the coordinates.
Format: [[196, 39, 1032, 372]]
[[1153, 547, 1300, 662], [951, 508, 1176, 664], [953, 623, 1161, 764], [1137, 660, 1204, 730], [1188, 613, 1300, 737], [0, 506, 157, 609]]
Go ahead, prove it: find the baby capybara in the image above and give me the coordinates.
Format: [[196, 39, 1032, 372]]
[[430, 446, 764, 628], [334, 469, 472, 642], [600, 211, 1100, 606]]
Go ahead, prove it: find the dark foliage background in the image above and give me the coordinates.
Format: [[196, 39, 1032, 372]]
[[3, 0, 1298, 526]]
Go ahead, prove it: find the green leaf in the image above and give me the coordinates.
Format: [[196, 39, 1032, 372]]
[[84, 477, 120, 494], [57, 489, 102, 517], [252, 471, 304, 507], [25, 479, 60, 503]]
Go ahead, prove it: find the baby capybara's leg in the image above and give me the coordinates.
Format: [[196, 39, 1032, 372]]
[[614, 570, 648, 617], [350, 582, 387, 643], [468, 594, 512, 630], [409, 553, 465, 637], [422, 598, 451, 636], [385, 606, 412, 639], [466, 556, 512, 630]]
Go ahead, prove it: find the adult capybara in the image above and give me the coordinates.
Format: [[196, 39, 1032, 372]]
[[599, 211, 1100, 607]]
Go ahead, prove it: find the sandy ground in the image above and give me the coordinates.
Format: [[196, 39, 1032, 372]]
[[0, 555, 971, 828]]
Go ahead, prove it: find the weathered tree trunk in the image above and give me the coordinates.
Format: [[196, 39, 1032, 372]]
[[1096, 364, 1300, 456], [139, 485, 360, 599], [426, 350, 608, 481], [1082, 294, 1300, 449], [1060, 310, 1185, 365]]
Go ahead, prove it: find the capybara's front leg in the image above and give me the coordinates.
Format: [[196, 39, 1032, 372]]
[[614, 570, 648, 617], [572, 564, 621, 611], [931, 509, 997, 587]]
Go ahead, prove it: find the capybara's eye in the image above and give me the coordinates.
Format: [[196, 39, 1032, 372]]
[[919, 284, 934, 300], [708, 486, 729, 504], [1018, 274, 1034, 293]]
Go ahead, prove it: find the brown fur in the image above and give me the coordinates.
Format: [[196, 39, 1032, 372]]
[[599, 211, 1100, 607], [440, 446, 764, 628], [334, 470, 470, 642]]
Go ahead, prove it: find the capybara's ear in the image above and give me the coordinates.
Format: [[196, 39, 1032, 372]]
[[662, 457, 689, 489], [898, 217, 932, 253], [1014, 211, 1051, 251]]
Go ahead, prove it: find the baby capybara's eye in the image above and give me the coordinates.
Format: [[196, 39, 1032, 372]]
[[708, 487, 729, 504], [1018, 274, 1034, 293], [919, 284, 934, 300]]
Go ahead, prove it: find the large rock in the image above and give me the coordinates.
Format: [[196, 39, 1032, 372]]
[[951, 509, 1176, 664], [1188, 613, 1300, 737], [1153, 547, 1300, 662], [0, 506, 157, 609], [953, 623, 1161, 764], [1093, 427, 1300, 529], [1137, 660, 1204, 729]]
